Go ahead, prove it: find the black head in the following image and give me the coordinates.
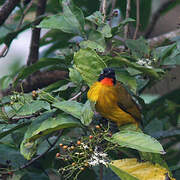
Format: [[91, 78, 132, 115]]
[[98, 68, 116, 84]]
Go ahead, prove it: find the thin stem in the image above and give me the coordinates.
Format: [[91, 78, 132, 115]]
[[124, 0, 131, 39], [133, 0, 140, 40], [27, 0, 47, 66], [14, 130, 63, 171], [99, 164, 103, 180]]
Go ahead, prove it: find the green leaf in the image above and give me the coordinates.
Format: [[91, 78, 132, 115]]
[[16, 100, 50, 116], [14, 58, 65, 87], [0, 121, 31, 139], [156, 44, 176, 59], [125, 37, 149, 58], [109, 162, 138, 180], [116, 70, 137, 93], [26, 113, 81, 142], [74, 48, 107, 86], [69, 68, 83, 85], [53, 101, 83, 119], [0, 144, 27, 168], [97, 24, 112, 38], [80, 40, 105, 52], [112, 56, 163, 79], [38, 0, 85, 35], [106, 130, 165, 154], [80, 100, 94, 126], [20, 111, 54, 160], [86, 11, 104, 26]]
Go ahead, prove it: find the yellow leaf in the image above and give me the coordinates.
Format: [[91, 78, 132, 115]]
[[110, 158, 175, 180]]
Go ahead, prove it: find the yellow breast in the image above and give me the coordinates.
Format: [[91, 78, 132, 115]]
[[87, 82, 137, 126]]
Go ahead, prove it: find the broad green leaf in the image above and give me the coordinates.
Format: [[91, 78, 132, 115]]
[[0, 121, 31, 139], [110, 158, 174, 180], [80, 40, 105, 52], [69, 68, 83, 85], [38, 0, 84, 35], [20, 111, 55, 159], [116, 70, 137, 93], [25, 113, 81, 142], [74, 48, 107, 86], [80, 100, 94, 126], [86, 11, 104, 26], [89, 30, 105, 45], [109, 162, 138, 180], [14, 58, 65, 87], [125, 37, 149, 58], [112, 56, 163, 79], [53, 101, 83, 119], [155, 43, 176, 65], [106, 130, 165, 154], [98, 24, 112, 38], [0, 144, 27, 168], [16, 100, 50, 116]]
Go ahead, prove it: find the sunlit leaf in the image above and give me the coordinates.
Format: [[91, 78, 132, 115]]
[[69, 68, 83, 85], [74, 48, 107, 86], [16, 100, 50, 116], [86, 11, 104, 26], [53, 101, 83, 119], [80, 100, 94, 126], [38, 0, 84, 35], [110, 158, 175, 180], [106, 130, 165, 154], [125, 37, 150, 58]]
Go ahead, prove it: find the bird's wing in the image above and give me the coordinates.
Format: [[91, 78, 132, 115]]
[[116, 81, 141, 122]]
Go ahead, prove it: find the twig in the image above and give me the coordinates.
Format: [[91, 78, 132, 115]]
[[14, 130, 63, 171], [27, 0, 47, 66], [68, 91, 82, 101], [0, 44, 9, 58], [124, 0, 131, 39], [148, 29, 180, 47], [0, 0, 20, 26], [100, 0, 107, 22], [109, 0, 116, 27], [144, 0, 178, 38], [0, 70, 68, 96], [16, 0, 35, 30], [99, 164, 103, 180], [133, 0, 140, 40]]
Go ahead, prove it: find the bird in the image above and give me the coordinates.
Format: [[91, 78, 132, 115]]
[[87, 68, 141, 127]]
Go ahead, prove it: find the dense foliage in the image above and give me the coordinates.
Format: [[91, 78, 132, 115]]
[[0, 0, 180, 179]]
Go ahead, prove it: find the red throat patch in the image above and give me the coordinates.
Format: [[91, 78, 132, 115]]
[[100, 77, 114, 86]]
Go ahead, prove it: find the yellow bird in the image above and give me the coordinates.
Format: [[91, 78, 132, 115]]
[[87, 68, 141, 127]]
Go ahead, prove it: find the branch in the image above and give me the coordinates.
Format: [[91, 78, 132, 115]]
[[16, 0, 35, 30], [124, 0, 131, 39], [27, 0, 47, 66], [148, 29, 180, 47], [133, 0, 140, 40], [1, 70, 68, 96], [14, 130, 63, 171], [144, 0, 178, 38], [0, 0, 20, 26]]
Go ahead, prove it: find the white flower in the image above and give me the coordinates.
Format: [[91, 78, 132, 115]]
[[88, 146, 109, 167], [137, 58, 153, 68]]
